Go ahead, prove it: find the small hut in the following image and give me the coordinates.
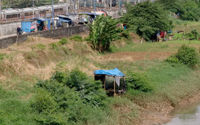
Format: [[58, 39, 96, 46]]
[[94, 68, 126, 96]]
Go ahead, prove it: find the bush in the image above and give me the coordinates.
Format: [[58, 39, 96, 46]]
[[126, 72, 153, 92], [31, 89, 57, 114], [172, 30, 200, 40], [176, 45, 199, 67], [32, 69, 108, 125], [166, 45, 199, 67], [89, 15, 120, 52], [166, 55, 180, 64], [122, 1, 173, 41], [52, 70, 107, 107], [173, 33, 185, 40], [185, 30, 200, 40]]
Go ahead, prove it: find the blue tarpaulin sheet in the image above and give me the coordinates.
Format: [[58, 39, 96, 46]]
[[37, 19, 51, 30], [21, 21, 32, 33], [94, 68, 125, 77], [59, 18, 71, 23]]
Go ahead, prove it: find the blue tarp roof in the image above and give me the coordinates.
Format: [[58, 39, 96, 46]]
[[94, 68, 125, 77]]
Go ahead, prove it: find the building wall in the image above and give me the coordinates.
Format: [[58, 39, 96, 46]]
[[0, 22, 21, 38], [0, 25, 88, 49]]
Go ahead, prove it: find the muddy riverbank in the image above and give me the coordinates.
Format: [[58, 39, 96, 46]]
[[134, 90, 200, 125]]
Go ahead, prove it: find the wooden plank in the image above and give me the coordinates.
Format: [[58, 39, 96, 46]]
[[114, 77, 116, 96], [104, 78, 106, 90]]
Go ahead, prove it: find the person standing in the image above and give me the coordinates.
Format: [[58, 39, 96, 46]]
[[17, 26, 22, 35]]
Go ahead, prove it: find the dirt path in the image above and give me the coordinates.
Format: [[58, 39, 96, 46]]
[[103, 52, 173, 62]]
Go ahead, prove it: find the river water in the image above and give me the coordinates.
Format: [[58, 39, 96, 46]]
[[165, 104, 200, 125]]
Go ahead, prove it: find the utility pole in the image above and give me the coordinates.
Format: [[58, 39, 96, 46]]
[[32, 0, 35, 18], [52, 0, 55, 29], [118, 0, 121, 15], [110, 0, 112, 10], [77, 0, 79, 10], [0, 0, 2, 20], [93, 0, 96, 12], [84, 0, 86, 7]]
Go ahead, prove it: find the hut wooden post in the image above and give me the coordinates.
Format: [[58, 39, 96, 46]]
[[104, 76, 106, 90], [114, 76, 116, 96]]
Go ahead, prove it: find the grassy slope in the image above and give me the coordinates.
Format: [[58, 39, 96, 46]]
[[0, 34, 200, 125]]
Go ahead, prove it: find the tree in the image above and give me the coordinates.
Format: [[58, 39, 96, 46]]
[[179, 0, 200, 21], [157, 0, 183, 14], [122, 1, 172, 41], [89, 15, 119, 52], [158, 0, 200, 21]]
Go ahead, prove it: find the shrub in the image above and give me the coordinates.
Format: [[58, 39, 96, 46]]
[[31, 89, 57, 114], [122, 1, 173, 41], [89, 15, 120, 52], [173, 33, 185, 40], [175, 45, 198, 67], [32, 86, 88, 125], [52, 70, 107, 107], [32, 69, 108, 125], [185, 30, 200, 40], [126, 72, 153, 92], [166, 45, 199, 67], [166, 55, 179, 64]]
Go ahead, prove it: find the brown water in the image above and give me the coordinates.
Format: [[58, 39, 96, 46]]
[[165, 105, 200, 125]]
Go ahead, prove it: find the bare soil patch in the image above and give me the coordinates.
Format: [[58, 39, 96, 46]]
[[103, 52, 173, 62]]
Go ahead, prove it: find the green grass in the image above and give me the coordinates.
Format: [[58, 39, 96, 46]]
[[70, 35, 83, 42], [173, 20, 200, 33], [0, 53, 7, 61], [147, 62, 191, 88], [31, 44, 46, 51], [0, 78, 36, 125], [58, 38, 68, 45], [111, 40, 200, 53]]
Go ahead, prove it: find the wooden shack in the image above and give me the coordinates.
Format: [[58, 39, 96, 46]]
[[94, 68, 126, 96]]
